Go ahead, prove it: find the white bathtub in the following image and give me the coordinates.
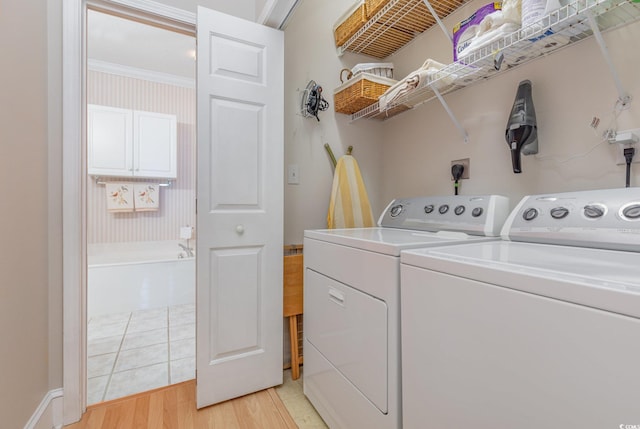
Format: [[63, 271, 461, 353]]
[[88, 240, 195, 318]]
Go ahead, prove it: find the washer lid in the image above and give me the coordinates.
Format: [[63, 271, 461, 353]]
[[305, 227, 495, 256], [401, 241, 640, 318]]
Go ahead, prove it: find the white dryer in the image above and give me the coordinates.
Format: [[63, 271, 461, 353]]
[[400, 188, 640, 429], [303, 194, 510, 429]]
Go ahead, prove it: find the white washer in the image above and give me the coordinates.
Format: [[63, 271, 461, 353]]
[[401, 188, 640, 429], [303, 195, 510, 429]]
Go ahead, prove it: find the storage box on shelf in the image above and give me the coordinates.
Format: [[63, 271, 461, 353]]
[[349, 0, 640, 121], [334, 1, 368, 47], [351, 62, 395, 78], [365, 0, 390, 18], [334, 73, 398, 114]]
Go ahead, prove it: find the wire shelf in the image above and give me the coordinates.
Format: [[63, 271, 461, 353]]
[[338, 0, 472, 58], [350, 0, 640, 122]]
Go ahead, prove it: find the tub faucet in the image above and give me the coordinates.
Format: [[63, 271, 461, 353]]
[[179, 242, 194, 257]]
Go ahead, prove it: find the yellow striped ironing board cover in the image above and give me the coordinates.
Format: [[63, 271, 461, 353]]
[[327, 155, 375, 229]]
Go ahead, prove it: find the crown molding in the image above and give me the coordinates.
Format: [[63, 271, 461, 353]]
[[88, 59, 195, 88], [87, 0, 195, 34]]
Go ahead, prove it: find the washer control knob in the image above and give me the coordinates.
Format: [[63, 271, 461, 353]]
[[454, 205, 465, 216], [584, 204, 605, 219], [550, 207, 569, 219], [622, 204, 640, 219], [523, 208, 538, 221], [424, 204, 435, 214], [471, 207, 483, 217], [439, 204, 449, 214], [389, 204, 403, 217]]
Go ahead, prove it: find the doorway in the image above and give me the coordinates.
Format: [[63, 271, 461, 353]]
[[64, 2, 286, 423], [85, 8, 196, 404]]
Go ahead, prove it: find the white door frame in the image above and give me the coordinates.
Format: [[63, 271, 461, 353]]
[[61, 1, 195, 424]]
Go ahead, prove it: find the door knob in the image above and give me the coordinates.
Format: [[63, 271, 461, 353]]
[[236, 225, 245, 234]]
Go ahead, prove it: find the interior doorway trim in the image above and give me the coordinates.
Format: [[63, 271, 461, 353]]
[[62, 0, 195, 424]]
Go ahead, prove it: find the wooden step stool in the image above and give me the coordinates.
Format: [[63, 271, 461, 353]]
[[283, 245, 303, 380]]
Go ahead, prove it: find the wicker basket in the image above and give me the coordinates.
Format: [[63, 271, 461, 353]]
[[334, 73, 396, 115], [334, 1, 368, 47], [365, 0, 388, 18]]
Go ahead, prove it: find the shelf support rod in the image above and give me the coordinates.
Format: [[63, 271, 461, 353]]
[[432, 86, 469, 143], [422, 0, 453, 43], [585, 10, 632, 108]]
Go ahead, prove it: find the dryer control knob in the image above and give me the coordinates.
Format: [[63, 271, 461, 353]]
[[523, 208, 538, 221], [584, 204, 605, 219], [424, 205, 434, 214], [390, 204, 403, 217], [622, 204, 640, 219], [439, 205, 449, 214], [454, 205, 465, 216], [550, 207, 569, 219], [471, 207, 483, 217]]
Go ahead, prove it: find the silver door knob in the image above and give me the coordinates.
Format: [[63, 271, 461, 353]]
[[236, 224, 245, 234]]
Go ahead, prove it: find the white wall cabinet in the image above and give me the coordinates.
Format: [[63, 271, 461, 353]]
[[88, 104, 177, 178]]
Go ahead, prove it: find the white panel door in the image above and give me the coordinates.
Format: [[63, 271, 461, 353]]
[[196, 7, 284, 408], [133, 110, 177, 178], [87, 104, 133, 176]]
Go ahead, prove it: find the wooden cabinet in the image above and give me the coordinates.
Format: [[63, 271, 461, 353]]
[[88, 104, 177, 178]]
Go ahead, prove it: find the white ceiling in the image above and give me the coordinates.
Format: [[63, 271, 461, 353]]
[[87, 9, 196, 79], [87, 1, 301, 80]]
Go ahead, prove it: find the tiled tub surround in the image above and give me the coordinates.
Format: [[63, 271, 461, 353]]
[[87, 304, 195, 404], [88, 240, 195, 317]]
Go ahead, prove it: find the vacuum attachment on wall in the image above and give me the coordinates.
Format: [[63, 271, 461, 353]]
[[301, 80, 329, 121], [505, 80, 538, 173]]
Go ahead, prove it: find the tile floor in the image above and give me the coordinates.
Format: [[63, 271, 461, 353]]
[[87, 304, 195, 404], [276, 369, 328, 429], [88, 305, 328, 429]]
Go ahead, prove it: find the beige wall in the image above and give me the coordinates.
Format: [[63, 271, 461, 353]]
[[284, 0, 640, 247], [379, 0, 640, 207], [48, 0, 64, 394], [0, 0, 51, 427], [283, 0, 387, 245]]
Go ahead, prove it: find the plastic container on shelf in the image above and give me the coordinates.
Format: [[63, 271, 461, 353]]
[[351, 62, 394, 78]]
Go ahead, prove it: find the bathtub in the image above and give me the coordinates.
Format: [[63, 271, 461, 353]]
[[88, 240, 195, 318]]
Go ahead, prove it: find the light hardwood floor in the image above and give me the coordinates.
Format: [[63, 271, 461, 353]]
[[65, 380, 298, 429]]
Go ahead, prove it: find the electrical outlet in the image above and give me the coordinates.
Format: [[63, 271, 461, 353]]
[[614, 128, 640, 165], [451, 158, 470, 180], [616, 144, 640, 165]]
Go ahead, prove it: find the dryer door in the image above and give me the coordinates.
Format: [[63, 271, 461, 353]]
[[306, 269, 388, 413]]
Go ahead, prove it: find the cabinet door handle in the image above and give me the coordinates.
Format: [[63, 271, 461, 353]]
[[328, 288, 345, 306]]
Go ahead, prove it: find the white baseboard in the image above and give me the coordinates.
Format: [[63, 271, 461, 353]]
[[24, 389, 64, 429]]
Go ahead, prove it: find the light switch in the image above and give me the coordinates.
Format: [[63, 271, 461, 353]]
[[287, 164, 300, 184]]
